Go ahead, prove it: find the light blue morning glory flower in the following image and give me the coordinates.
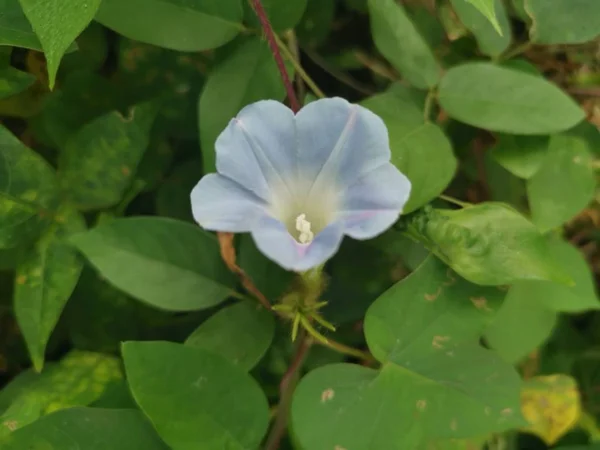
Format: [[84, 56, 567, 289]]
[[191, 98, 411, 272]]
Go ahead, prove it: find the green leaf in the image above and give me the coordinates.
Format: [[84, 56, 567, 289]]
[[71, 217, 236, 311], [361, 84, 457, 213], [0, 124, 60, 249], [526, 0, 600, 44], [58, 101, 159, 211], [0, 0, 42, 51], [18, 0, 102, 89], [123, 341, 270, 450], [0, 67, 35, 100], [419, 203, 569, 285], [95, 0, 243, 52], [527, 132, 595, 231], [292, 257, 523, 450], [198, 37, 289, 172], [485, 285, 557, 363], [450, 0, 511, 57], [185, 301, 275, 371], [14, 205, 85, 372], [368, 0, 442, 89], [509, 237, 600, 313], [438, 63, 585, 134], [155, 159, 200, 222], [244, 0, 308, 31], [461, 0, 503, 34], [490, 134, 548, 179], [2, 408, 168, 449], [296, 0, 335, 47], [0, 350, 122, 418]]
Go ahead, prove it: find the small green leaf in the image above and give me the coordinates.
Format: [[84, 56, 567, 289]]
[[58, 101, 159, 211], [14, 205, 85, 372], [0, 66, 35, 100], [198, 37, 289, 172], [368, 0, 442, 89], [2, 408, 168, 449], [421, 203, 569, 285], [490, 134, 548, 179], [185, 301, 275, 371], [244, 0, 308, 31], [0, 124, 60, 249], [526, 0, 600, 44], [461, 0, 503, 35], [71, 217, 236, 311], [0, 0, 42, 51], [18, 0, 102, 89], [450, 0, 511, 56], [438, 63, 585, 134], [123, 341, 270, 450], [296, 0, 335, 46], [95, 0, 243, 52], [362, 84, 457, 213], [527, 132, 595, 231]]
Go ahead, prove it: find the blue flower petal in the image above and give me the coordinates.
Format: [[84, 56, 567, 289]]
[[340, 163, 411, 239], [191, 174, 267, 232], [251, 216, 344, 271], [215, 100, 296, 200], [295, 97, 391, 187]]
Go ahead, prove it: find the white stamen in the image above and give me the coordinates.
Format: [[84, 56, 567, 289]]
[[295, 213, 314, 244]]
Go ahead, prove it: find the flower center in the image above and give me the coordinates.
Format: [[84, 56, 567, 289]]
[[295, 213, 314, 244]]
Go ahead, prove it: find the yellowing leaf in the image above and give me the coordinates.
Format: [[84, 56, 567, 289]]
[[521, 374, 581, 445]]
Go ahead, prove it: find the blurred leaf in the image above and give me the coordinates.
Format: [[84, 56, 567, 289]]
[[96, 0, 243, 52], [0, 350, 121, 417], [451, 0, 511, 57], [123, 341, 270, 449], [155, 159, 200, 222], [527, 132, 595, 231], [0, 124, 59, 249], [59, 22, 108, 74], [71, 217, 236, 311], [135, 138, 173, 192], [18, 0, 102, 88], [420, 436, 487, 449], [362, 84, 457, 213], [0, 0, 42, 50], [244, 0, 308, 31], [14, 205, 85, 372], [438, 63, 585, 134], [198, 37, 288, 172], [0, 395, 42, 438], [368, 0, 442, 89], [490, 134, 548, 179], [2, 407, 168, 449], [485, 285, 557, 363], [421, 203, 569, 285], [526, 0, 600, 44], [296, 0, 334, 46], [293, 256, 522, 450], [0, 66, 35, 100], [58, 101, 159, 211], [510, 0, 529, 22], [484, 151, 527, 208], [521, 375, 582, 445], [461, 0, 503, 34], [185, 301, 274, 371]]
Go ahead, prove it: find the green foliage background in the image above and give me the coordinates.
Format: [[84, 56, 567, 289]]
[[0, 0, 600, 449]]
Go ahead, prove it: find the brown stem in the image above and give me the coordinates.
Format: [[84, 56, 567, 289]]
[[250, 0, 300, 113], [265, 334, 312, 449]]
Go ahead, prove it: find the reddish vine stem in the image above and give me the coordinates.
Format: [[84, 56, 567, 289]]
[[250, 0, 300, 113]]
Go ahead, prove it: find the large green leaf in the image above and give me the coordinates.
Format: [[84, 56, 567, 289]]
[[0, 67, 35, 100], [58, 101, 159, 211], [0, 0, 42, 50], [362, 84, 456, 213], [185, 301, 275, 371], [19, 0, 102, 88], [14, 206, 85, 371], [413, 203, 569, 285], [95, 0, 243, 52], [71, 217, 236, 311], [368, 0, 442, 89], [450, 0, 510, 57], [490, 134, 548, 179], [527, 132, 595, 231], [123, 341, 270, 450], [292, 256, 523, 450], [198, 37, 288, 172], [0, 124, 60, 249], [526, 0, 600, 44], [2, 408, 168, 449], [244, 0, 308, 31], [438, 63, 585, 134]]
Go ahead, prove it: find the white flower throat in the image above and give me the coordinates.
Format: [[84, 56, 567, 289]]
[[295, 213, 314, 244]]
